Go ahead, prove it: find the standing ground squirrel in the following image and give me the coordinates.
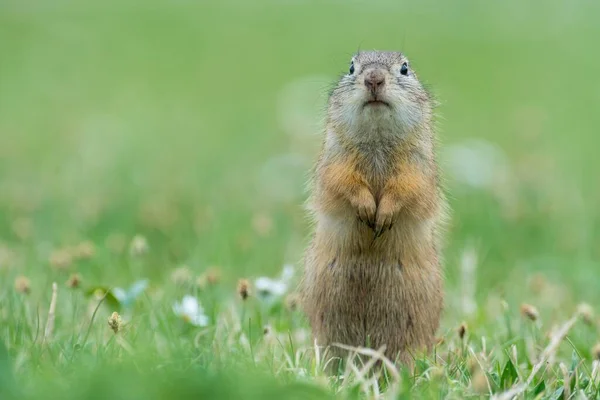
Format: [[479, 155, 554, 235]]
[[301, 50, 447, 367]]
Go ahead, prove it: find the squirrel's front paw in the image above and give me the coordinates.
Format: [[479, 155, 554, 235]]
[[374, 196, 400, 237], [351, 189, 376, 228]]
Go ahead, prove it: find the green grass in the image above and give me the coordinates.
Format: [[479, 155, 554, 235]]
[[1, 0, 600, 398]]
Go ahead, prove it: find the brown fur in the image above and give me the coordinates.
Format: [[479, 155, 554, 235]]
[[301, 51, 447, 368]]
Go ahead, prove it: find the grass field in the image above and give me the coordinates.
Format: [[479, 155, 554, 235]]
[[1, 1, 600, 398]]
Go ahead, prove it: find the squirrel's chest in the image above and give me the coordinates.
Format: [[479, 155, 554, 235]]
[[355, 145, 397, 188]]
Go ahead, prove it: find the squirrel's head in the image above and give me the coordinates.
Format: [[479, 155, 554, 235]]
[[328, 51, 432, 141]]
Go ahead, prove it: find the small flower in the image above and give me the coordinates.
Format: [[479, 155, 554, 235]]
[[66, 273, 81, 288], [205, 267, 221, 285], [196, 267, 221, 288], [592, 343, 600, 361], [49, 249, 73, 270], [263, 325, 271, 336], [129, 235, 149, 256], [254, 264, 295, 303], [112, 287, 127, 303], [237, 279, 251, 300], [255, 277, 287, 299], [14, 275, 31, 294], [108, 312, 122, 333], [458, 322, 467, 340], [111, 279, 149, 308], [171, 266, 192, 285], [173, 296, 209, 327], [577, 303, 594, 325], [73, 241, 96, 260], [520, 303, 539, 322]]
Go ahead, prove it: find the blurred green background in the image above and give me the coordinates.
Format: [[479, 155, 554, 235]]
[[1, 0, 600, 397]]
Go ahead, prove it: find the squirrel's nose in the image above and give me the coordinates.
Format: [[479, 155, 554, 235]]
[[364, 70, 385, 94]]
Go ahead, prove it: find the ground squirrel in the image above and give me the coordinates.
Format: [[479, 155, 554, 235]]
[[301, 51, 447, 367]]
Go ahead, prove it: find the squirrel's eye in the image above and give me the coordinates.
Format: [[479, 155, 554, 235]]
[[349, 62, 355, 75], [400, 62, 409, 76]]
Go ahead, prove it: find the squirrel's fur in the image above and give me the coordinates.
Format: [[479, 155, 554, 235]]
[[301, 51, 447, 367]]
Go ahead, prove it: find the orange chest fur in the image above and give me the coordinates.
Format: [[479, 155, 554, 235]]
[[355, 153, 425, 200]]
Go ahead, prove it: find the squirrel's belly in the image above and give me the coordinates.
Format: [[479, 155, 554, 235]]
[[302, 251, 441, 359]]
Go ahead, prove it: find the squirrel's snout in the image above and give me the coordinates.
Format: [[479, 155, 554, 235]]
[[364, 69, 386, 95]]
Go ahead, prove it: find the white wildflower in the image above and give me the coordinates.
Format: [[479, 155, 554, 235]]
[[111, 279, 149, 307], [173, 295, 209, 327], [112, 287, 127, 303], [254, 264, 296, 302], [255, 277, 288, 298]]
